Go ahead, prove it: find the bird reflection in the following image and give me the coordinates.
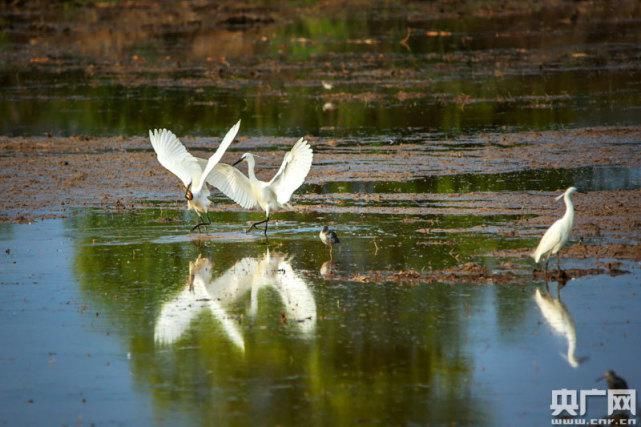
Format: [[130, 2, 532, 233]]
[[320, 260, 336, 277], [534, 284, 587, 368], [154, 251, 316, 350]]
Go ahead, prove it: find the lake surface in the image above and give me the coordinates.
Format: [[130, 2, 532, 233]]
[[0, 212, 639, 425], [1, 2, 640, 425]]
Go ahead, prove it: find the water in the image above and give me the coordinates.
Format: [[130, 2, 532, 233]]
[[1, 3, 641, 425], [1, 213, 639, 425], [1, 6, 641, 137], [301, 166, 641, 196]]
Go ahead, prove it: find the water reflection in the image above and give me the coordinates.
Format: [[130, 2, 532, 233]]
[[303, 165, 641, 196], [155, 251, 316, 351], [534, 284, 587, 368], [320, 260, 337, 277]]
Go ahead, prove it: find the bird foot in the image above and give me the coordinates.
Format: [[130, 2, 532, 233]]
[[191, 223, 207, 233]]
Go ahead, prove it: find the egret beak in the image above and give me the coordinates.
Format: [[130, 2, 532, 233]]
[[232, 158, 243, 167]]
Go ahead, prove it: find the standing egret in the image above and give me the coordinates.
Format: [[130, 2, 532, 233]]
[[148, 120, 240, 231], [208, 138, 313, 236], [319, 225, 340, 258], [532, 186, 581, 276]]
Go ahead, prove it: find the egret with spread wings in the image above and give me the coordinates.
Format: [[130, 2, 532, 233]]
[[148, 120, 240, 231], [209, 138, 313, 236]]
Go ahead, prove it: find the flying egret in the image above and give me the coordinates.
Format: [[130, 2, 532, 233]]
[[532, 186, 581, 276], [148, 120, 240, 231], [208, 138, 313, 236], [319, 225, 340, 258]]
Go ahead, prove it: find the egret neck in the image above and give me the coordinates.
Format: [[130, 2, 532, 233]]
[[560, 190, 575, 230]]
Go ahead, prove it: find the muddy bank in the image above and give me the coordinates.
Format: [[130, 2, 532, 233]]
[[1, 127, 640, 245], [319, 260, 632, 286]]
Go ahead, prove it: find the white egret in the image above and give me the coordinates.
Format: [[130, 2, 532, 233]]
[[208, 138, 313, 235], [319, 225, 340, 258], [148, 120, 240, 231], [531, 186, 582, 275]]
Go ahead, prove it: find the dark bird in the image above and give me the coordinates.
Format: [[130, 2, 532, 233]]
[[319, 226, 340, 258], [598, 370, 629, 389]]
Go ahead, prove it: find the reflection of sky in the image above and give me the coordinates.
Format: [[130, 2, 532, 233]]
[[0, 220, 153, 425], [470, 272, 641, 425]]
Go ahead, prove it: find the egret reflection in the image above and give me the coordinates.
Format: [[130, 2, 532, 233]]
[[534, 285, 587, 368], [154, 250, 316, 349]]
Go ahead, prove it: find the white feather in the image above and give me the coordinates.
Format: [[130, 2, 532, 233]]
[[149, 128, 202, 188], [208, 138, 313, 231], [205, 163, 257, 209], [192, 120, 240, 193], [269, 138, 314, 204], [148, 121, 241, 218]]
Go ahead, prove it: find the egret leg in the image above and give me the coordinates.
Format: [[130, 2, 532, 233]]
[[556, 253, 561, 273], [544, 257, 549, 280], [247, 217, 269, 234], [191, 212, 211, 232], [263, 218, 269, 236]]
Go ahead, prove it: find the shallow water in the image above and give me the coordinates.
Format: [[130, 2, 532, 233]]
[[2, 6, 641, 137], [1, 212, 639, 425], [301, 165, 641, 196], [1, 3, 641, 425]]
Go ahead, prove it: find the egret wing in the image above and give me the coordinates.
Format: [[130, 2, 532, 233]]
[[532, 219, 563, 262], [193, 120, 241, 193], [149, 129, 202, 187], [206, 163, 257, 209], [269, 138, 313, 204]]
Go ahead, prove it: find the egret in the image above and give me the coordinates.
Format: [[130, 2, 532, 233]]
[[319, 225, 340, 258], [208, 138, 313, 236], [148, 120, 240, 231], [532, 186, 581, 276]]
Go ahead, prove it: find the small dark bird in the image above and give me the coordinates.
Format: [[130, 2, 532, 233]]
[[597, 370, 629, 389], [319, 226, 340, 258]]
